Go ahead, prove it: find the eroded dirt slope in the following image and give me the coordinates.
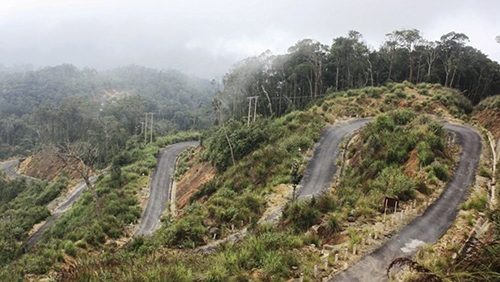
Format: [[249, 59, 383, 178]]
[[474, 108, 500, 140], [18, 150, 84, 181], [176, 161, 216, 210]]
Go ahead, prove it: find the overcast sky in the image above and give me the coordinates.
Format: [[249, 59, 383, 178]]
[[1, 0, 499, 78]]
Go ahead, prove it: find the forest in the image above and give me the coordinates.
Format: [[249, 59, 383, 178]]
[[1, 29, 499, 163], [0, 64, 214, 162], [0, 28, 499, 281], [217, 29, 500, 119]]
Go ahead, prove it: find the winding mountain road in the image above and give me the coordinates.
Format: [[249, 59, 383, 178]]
[[331, 123, 481, 282], [1, 159, 98, 247], [2, 160, 35, 181], [25, 176, 98, 248], [297, 118, 372, 200], [134, 141, 199, 236]]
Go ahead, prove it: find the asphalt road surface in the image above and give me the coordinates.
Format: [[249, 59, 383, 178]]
[[331, 123, 481, 282], [135, 141, 199, 236], [297, 118, 372, 200], [1, 160, 19, 178], [25, 176, 98, 248], [0, 160, 98, 247]]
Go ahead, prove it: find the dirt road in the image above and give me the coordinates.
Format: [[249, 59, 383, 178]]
[[331, 123, 481, 282], [135, 141, 198, 236]]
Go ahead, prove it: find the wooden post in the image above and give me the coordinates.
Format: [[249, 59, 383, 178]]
[[383, 198, 388, 219]]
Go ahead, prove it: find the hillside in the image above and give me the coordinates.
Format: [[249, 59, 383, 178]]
[[1, 82, 498, 281], [0, 64, 214, 161]]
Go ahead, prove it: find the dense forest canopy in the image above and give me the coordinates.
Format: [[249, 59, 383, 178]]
[[217, 29, 500, 120], [0, 64, 214, 161]]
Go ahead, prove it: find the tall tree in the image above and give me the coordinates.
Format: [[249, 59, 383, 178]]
[[287, 39, 327, 100], [385, 29, 423, 83], [329, 31, 371, 90], [438, 32, 470, 87]]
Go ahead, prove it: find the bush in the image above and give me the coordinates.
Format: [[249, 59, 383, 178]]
[[281, 200, 321, 233], [325, 213, 342, 235], [462, 194, 488, 211], [417, 141, 434, 166], [428, 163, 449, 181], [163, 215, 206, 248], [64, 240, 77, 257]]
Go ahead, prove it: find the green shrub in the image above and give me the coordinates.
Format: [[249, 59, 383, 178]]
[[325, 213, 342, 235], [64, 240, 77, 257], [417, 141, 434, 166], [384, 93, 398, 104], [479, 166, 491, 178], [418, 88, 429, 96], [394, 89, 407, 98], [281, 200, 321, 233], [163, 215, 206, 248], [428, 163, 449, 181], [462, 194, 488, 211]]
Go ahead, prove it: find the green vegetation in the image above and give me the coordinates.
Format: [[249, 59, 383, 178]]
[[336, 110, 452, 219], [0, 68, 493, 281], [0, 132, 199, 279], [0, 64, 213, 161], [0, 175, 67, 267], [217, 30, 500, 124], [475, 95, 500, 111], [155, 111, 325, 248]]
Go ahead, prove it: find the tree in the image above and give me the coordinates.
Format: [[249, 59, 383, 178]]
[[329, 31, 371, 90], [421, 40, 439, 81], [212, 98, 235, 168], [287, 39, 328, 100], [54, 140, 101, 215], [380, 32, 399, 81], [380, 29, 424, 83], [438, 32, 470, 87]]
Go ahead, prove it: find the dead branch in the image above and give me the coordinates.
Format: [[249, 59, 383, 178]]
[[387, 257, 442, 282]]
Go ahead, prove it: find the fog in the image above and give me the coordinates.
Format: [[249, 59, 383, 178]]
[[1, 0, 499, 78]]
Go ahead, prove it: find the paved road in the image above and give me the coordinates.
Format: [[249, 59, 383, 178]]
[[1, 159, 99, 247], [1, 160, 35, 181], [25, 176, 98, 248], [331, 123, 481, 282], [1, 160, 19, 178], [135, 141, 199, 236], [297, 118, 372, 200], [260, 119, 372, 224]]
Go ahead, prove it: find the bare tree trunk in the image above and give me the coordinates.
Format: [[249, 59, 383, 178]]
[[213, 100, 235, 168], [367, 58, 374, 87], [56, 143, 101, 215], [335, 64, 340, 91], [261, 85, 274, 116], [450, 68, 457, 88]]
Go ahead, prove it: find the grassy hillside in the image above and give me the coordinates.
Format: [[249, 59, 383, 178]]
[[1, 82, 497, 281]]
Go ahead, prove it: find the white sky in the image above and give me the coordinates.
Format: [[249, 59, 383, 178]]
[[1, 0, 499, 78]]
